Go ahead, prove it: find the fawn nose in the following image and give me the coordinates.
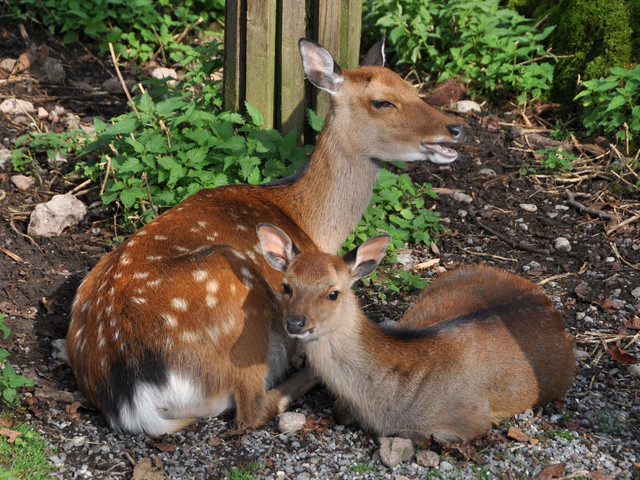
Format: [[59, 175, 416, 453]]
[[447, 123, 466, 142], [286, 315, 307, 334]]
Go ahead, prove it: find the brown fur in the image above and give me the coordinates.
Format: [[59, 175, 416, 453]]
[[65, 38, 465, 435], [258, 227, 575, 443]]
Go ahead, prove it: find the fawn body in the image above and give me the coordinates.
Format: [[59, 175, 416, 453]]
[[66, 37, 465, 435], [258, 225, 575, 443]]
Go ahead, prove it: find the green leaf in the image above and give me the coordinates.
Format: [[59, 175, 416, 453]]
[[306, 108, 325, 132], [107, 116, 139, 136], [244, 102, 264, 127]]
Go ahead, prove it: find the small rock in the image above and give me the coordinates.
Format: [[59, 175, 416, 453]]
[[11, 174, 34, 191], [151, 67, 178, 81], [519, 203, 538, 212], [28, 193, 87, 237], [0, 98, 35, 115], [0, 58, 16, 72], [452, 100, 482, 113], [477, 168, 496, 178], [452, 191, 473, 204], [457, 209, 468, 218], [0, 149, 11, 167], [278, 412, 306, 433], [553, 237, 572, 252], [378, 437, 415, 468], [51, 339, 69, 363], [628, 364, 640, 378], [396, 253, 414, 267], [102, 76, 137, 94], [37, 106, 49, 119], [415, 450, 439, 467], [631, 286, 640, 299], [574, 349, 590, 362]]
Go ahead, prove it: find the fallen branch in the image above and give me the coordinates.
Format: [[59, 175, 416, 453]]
[[565, 191, 615, 220]]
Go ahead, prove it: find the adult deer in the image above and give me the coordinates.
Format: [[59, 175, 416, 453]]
[[258, 224, 575, 443], [66, 37, 465, 435]]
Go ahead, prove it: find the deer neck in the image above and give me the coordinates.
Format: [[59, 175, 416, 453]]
[[277, 113, 381, 254]]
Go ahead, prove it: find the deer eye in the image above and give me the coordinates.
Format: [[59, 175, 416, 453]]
[[282, 283, 292, 295], [372, 100, 395, 110], [327, 291, 340, 301]]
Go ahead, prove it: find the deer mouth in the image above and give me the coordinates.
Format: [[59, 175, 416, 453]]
[[421, 143, 459, 164], [287, 327, 316, 341]]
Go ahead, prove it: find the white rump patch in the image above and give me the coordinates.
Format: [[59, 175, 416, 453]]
[[117, 371, 234, 436]]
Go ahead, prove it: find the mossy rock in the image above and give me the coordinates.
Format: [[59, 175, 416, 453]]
[[504, 0, 639, 103]]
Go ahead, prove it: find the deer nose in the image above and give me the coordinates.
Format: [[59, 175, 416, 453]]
[[286, 315, 307, 334], [447, 123, 466, 142]]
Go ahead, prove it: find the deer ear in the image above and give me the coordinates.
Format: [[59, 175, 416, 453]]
[[299, 38, 344, 94], [343, 235, 390, 281], [360, 35, 386, 67], [257, 224, 297, 272]]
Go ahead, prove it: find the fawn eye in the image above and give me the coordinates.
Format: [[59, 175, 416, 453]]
[[372, 100, 395, 110], [282, 283, 292, 295], [328, 291, 340, 301]]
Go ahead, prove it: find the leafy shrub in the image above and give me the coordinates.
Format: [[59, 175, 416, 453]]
[[0, 314, 34, 407], [574, 65, 640, 148], [8, 0, 224, 62], [363, 0, 555, 103]]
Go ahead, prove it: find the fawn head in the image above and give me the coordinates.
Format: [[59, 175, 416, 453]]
[[258, 223, 390, 342], [299, 36, 465, 164]]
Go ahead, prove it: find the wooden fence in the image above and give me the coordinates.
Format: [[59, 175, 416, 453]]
[[223, 0, 362, 143]]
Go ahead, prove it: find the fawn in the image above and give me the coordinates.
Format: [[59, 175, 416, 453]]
[[65, 37, 465, 435], [258, 224, 575, 443]]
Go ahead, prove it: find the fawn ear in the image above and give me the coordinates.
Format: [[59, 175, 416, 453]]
[[343, 235, 390, 281], [299, 38, 344, 94], [257, 224, 297, 272], [360, 35, 386, 67]]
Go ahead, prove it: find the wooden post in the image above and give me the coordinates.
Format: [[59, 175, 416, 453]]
[[223, 0, 362, 143]]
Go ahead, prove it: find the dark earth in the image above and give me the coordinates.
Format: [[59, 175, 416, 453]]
[[1, 23, 639, 479]]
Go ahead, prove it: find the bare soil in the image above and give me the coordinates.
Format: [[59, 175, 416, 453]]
[[1, 23, 639, 480]]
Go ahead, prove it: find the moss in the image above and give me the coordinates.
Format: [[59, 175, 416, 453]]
[[504, 0, 639, 103]]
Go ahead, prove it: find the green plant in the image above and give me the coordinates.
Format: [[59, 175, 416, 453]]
[[0, 314, 35, 406], [0, 423, 56, 480], [593, 409, 627, 435], [574, 64, 640, 149], [538, 429, 576, 441], [348, 462, 376, 474], [77, 42, 310, 229], [344, 169, 445, 252], [12, 130, 89, 175], [537, 148, 575, 172], [363, 0, 556, 103], [222, 461, 259, 480], [9, 0, 224, 62]]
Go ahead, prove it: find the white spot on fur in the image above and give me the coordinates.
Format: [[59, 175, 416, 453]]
[[127, 239, 136, 247], [155, 235, 168, 241], [100, 357, 106, 370], [74, 326, 84, 339], [114, 272, 123, 279], [78, 338, 86, 352], [171, 298, 188, 311], [138, 230, 148, 236], [206, 279, 219, 293], [163, 313, 178, 328], [181, 331, 199, 343], [97, 324, 103, 337], [98, 281, 108, 292], [106, 305, 113, 315], [193, 270, 208, 282], [197, 221, 207, 228], [206, 233, 218, 242], [206, 327, 217, 341], [132, 297, 147, 305], [205, 295, 217, 308], [81, 301, 90, 313], [147, 255, 163, 261], [110, 318, 117, 328], [120, 253, 131, 265], [114, 330, 120, 341], [98, 336, 106, 348], [175, 246, 189, 252], [109, 287, 116, 296], [236, 224, 248, 231], [147, 279, 162, 287], [133, 272, 150, 280]]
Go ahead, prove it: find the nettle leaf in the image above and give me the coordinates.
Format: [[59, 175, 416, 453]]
[[605, 95, 627, 113], [183, 128, 214, 146], [244, 102, 264, 127], [107, 116, 139, 136], [120, 186, 146, 208], [138, 91, 155, 112], [218, 136, 246, 153], [155, 96, 186, 115], [305, 108, 325, 132]]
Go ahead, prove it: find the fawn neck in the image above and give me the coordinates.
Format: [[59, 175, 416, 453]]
[[273, 112, 380, 254]]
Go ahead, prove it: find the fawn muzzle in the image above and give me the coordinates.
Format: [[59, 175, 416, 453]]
[[285, 315, 307, 335]]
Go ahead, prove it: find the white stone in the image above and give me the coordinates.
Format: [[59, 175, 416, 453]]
[[415, 450, 439, 467], [28, 193, 87, 237], [0, 149, 10, 167], [452, 191, 473, 204], [553, 237, 572, 252], [0, 98, 35, 115], [37, 106, 49, 119], [573, 349, 590, 362], [277, 412, 306, 433], [11, 174, 34, 191], [628, 364, 640, 378], [378, 437, 415, 468], [452, 100, 482, 113], [477, 168, 496, 178], [631, 286, 640, 299], [151, 67, 178, 80], [519, 203, 538, 212], [51, 339, 69, 363], [396, 253, 414, 266]]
